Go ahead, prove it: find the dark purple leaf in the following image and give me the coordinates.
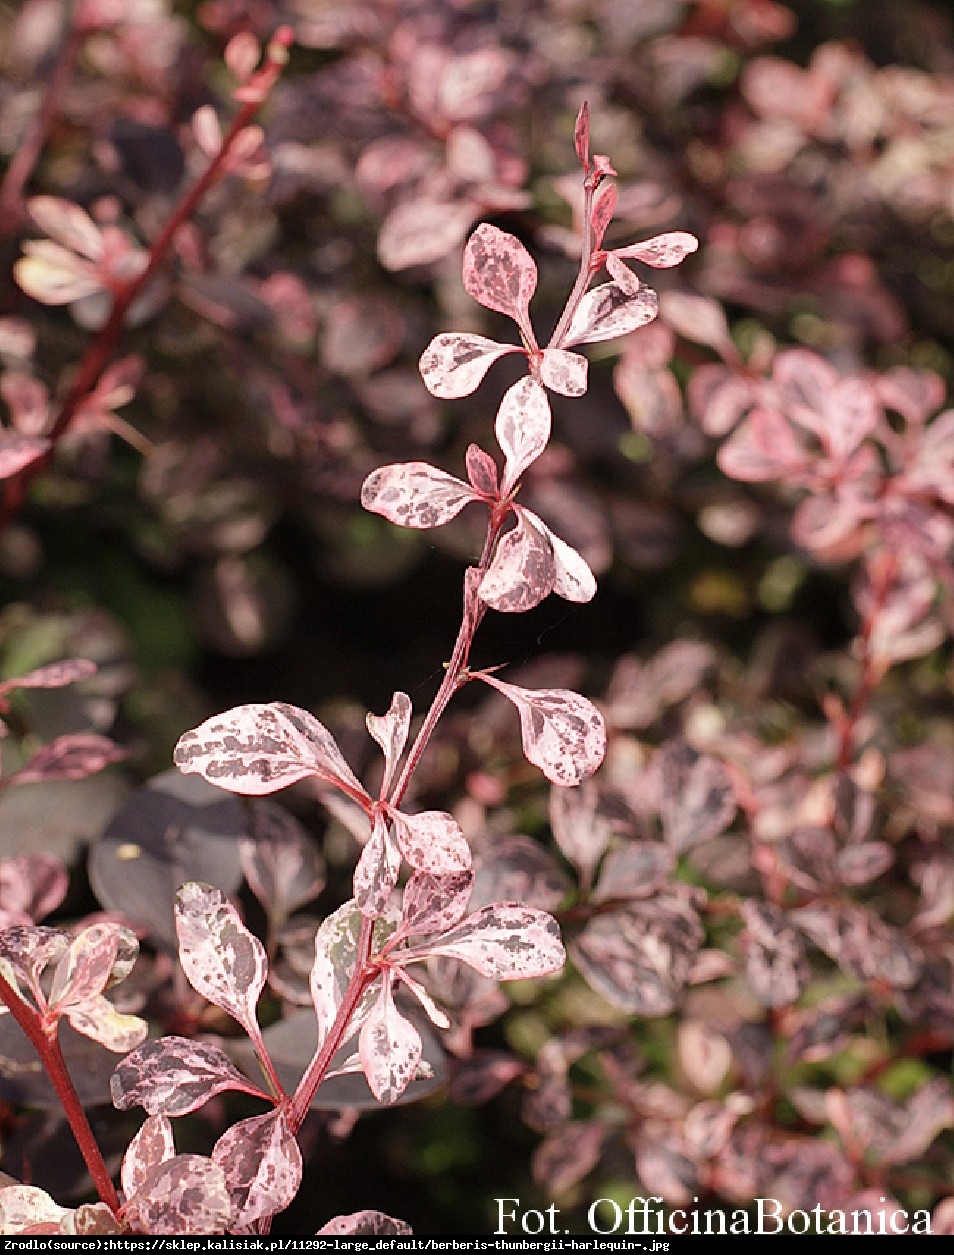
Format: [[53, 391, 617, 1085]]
[[658, 740, 736, 853], [110, 1037, 269, 1116], [740, 900, 808, 1007], [549, 781, 612, 889], [472, 834, 570, 913]]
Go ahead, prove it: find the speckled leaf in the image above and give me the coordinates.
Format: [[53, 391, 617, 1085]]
[[212, 1110, 302, 1227], [310, 899, 400, 1051], [0, 853, 68, 929], [0, 659, 95, 695], [549, 781, 611, 888], [121, 1114, 175, 1201], [0, 1185, 69, 1233], [570, 899, 703, 1015], [658, 741, 736, 853], [359, 971, 423, 1105], [49, 923, 138, 1011], [463, 223, 537, 339], [740, 901, 808, 1007], [591, 841, 676, 902], [521, 508, 597, 603], [419, 332, 520, 399], [122, 1156, 231, 1235], [397, 870, 474, 940], [13, 733, 126, 784], [111, 1036, 269, 1116], [404, 903, 565, 980], [353, 811, 401, 917], [174, 883, 267, 1039], [477, 674, 606, 786], [479, 510, 555, 613], [174, 702, 366, 799], [495, 376, 550, 495], [390, 808, 471, 875], [0, 925, 68, 1007], [615, 231, 699, 269], [317, 1211, 412, 1235], [539, 348, 588, 397], [367, 692, 411, 796], [360, 462, 477, 529], [564, 283, 658, 347], [465, 444, 498, 496]]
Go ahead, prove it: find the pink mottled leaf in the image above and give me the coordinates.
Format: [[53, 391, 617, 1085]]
[[359, 971, 423, 1104], [564, 282, 659, 346], [367, 692, 411, 796], [479, 510, 556, 613], [419, 332, 520, 399], [740, 901, 808, 1007], [377, 198, 477, 271], [463, 223, 538, 340], [591, 842, 676, 902], [212, 1110, 302, 1227], [717, 406, 810, 482], [121, 1115, 175, 1201], [496, 376, 551, 495], [396, 870, 474, 941], [49, 923, 138, 1012], [390, 808, 471, 875], [174, 882, 267, 1040], [0, 1185, 69, 1233], [12, 733, 126, 784], [549, 781, 611, 889], [403, 902, 565, 980], [521, 507, 597, 603], [360, 462, 477, 529], [0, 853, 68, 927], [574, 101, 591, 171], [0, 431, 50, 479], [465, 444, 498, 497], [658, 741, 736, 853], [111, 1036, 269, 1116], [590, 182, 617, 251], [660, 291, 731, 353], [477, 674, 606, 786], [28, 197, 104, 260], [0, 925, 68, 1006], [353, 810, 401, 917], [122, 1156, 231, 1235], [539, 348, 588, 397], [239, 806, 326, 928], [310, 900, 401, 1051], [173, 702, 366, 799], [605, 251, 642, 296], [614, 231, 699, 269], [0, 658, 96, 694], [318, 1211, 412, 1236]]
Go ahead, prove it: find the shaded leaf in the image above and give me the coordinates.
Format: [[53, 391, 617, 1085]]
[[360, 462, 477, 529], [477, 674, 606, 786], [533, 1121, 604, 1195], [111, 1036, 269, 1116], [12, 733, 126, 784], [740, 900, 808, 1007], [0, 853, 68, 928], [0, 431, 50, 479], [174, 702, 366, 799], [378, 198, 476, 271], [658, 741, 736, 853], [28, 197, 103, 260], [240, 806, 326, 929], [591, 841, 676, 902], [549, 781, 612, 889]]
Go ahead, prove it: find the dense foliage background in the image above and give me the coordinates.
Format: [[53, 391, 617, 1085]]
[[0, 0, 952, 1235]]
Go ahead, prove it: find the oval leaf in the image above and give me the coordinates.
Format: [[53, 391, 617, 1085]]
[[495, 376, 551, 495], [360, 462, 477, 529], [111, 1036, 269, 1116], [419, 332, 520, 399], [358, 972, 423, 1105], [404, 902, 565, 980], [564, 283, 659, 346], [463, 223, 538, 338], [212, 1110, 302, 1228], [477, 674, 606, 786]]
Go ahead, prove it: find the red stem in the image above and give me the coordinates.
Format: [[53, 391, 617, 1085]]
[[0, 970, 120, 1213]]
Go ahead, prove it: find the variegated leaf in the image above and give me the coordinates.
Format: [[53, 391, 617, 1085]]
[[239, 806, 326, 928], [310, 900, 401, 1051], [0, 431, 51, 480], [122, 1156, 231, 1235], [174, 883, 267, 1040], [0, 658, 96, 693], [479, 511, 555, 613], [0, 1185, 69, 1233], [358, 971, 423, 1105], [564, 283, 658, 347], [389, 808, 471, 875], [402, 902, 565, 980], [64, 994, 148, 1053], [477, 674, 606, 786], [122, 1115, 175, 1201], [49, 923, 137, 1012], [174, 702, 367, 799], [212, 1110, 302, 1227], [353, 811, 402, 918], [465, 443, 499, 497], [658, 741, 736, 853], [419, 332, 520, 398], [367, 692, 411, 796], [12, 733, 126, 784], [111, 1036, 269, 1116], [539, 348, 588, 397], [495, 376, 550, 495], [520, 507, 597, 603], [614, 231, 699, 269], [463, 223, 538, 339], [317, 1211, 412, 1235], [397, 870, 474, 940], [360, 462, 478, 529]]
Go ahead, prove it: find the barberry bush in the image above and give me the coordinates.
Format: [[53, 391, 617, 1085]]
[[0, 0, 952, 1237]]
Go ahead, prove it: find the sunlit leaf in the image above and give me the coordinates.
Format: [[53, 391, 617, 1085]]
[[463, 223, 537, 339], [419, 332, 520, 399], [14, 242, 101, 305], [111, 1036, 269, 1116], [521, 508, 597, 604], [310, 899, 400, 1051], [353, 811, 401, 917], [358, 971, 423, 1104], [174, 883, 268, 1040], [495, 376, 550, 495], [396, 870, 474, 940], [212, 1110, 302, 1227], [477, 674, 606, 786], [615, 231, 699, 269], [0, 1185, 69, 1234], [564, 283, 658, 346], [360, 462, 477, 529], [174, 702, 367, 799]]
